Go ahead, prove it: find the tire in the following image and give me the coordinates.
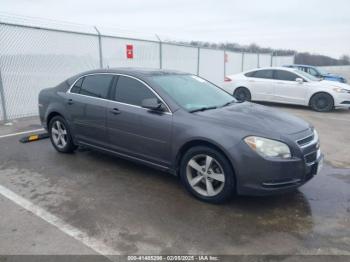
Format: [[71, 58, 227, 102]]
[[48, 116, 77, 153], [179, 146, 235, 204], [310, 93, 334, 112], [234, 87, 251, 102]]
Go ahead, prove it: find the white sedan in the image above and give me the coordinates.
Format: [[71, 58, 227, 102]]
[[223, 67, 350, 112]]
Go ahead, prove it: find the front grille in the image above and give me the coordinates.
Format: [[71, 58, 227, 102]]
[[297, 134, 314, 146], [304, 151, 317, 164]]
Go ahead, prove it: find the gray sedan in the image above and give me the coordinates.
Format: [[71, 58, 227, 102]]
[[39, 68, 323, 203]]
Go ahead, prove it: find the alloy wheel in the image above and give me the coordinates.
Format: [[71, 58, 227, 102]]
[[51, 120, 68, 149], [186, 154, 225, 197]]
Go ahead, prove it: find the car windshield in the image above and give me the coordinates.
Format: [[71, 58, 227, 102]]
[[150, 74, 236, 112], [295, 70, 320, 81]]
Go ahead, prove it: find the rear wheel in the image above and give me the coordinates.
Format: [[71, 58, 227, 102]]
[[234, 87, 251, 102], [310, 93, 334, 112], [49, 116, 77, 153], [180, 146, 235, 204]]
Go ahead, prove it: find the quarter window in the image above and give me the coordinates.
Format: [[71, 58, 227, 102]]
[[70, 77, 83, 94], [115, 76, 157, 106], [244, 71, 255, 77], [80, 74, 113, 99], [274, 70, 299, 81]]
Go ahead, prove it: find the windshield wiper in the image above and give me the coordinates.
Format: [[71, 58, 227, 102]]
[[189, 106, 217, 113], [220, 100, 237, 107]]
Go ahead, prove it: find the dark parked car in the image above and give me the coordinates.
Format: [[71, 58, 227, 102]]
[[284, 64, 347, 83], [39, 68, 323, 203]]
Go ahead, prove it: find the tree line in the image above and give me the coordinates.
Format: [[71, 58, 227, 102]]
[[173, 41, 350, 66]]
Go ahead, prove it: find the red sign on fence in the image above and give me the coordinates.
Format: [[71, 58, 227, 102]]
[[126, 44, 133, 59]]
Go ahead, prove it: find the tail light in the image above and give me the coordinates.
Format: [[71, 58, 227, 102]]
[[224, 76, 232, 82]]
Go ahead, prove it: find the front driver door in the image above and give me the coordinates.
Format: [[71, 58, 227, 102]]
[[106, 75, 172, 167], [272, 70, 308, 105]]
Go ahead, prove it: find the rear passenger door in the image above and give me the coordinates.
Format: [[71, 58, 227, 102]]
[[272, 70, 307, 105], [67, 74, 114, 147], [106, 75, 173, 167], [246, 69, 275, 101]]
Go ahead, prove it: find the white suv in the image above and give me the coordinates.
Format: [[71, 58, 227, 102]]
[[223, 67, 350, 112]]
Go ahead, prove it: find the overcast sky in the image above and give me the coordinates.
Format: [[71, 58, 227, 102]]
[[1, 0, 349, 58]]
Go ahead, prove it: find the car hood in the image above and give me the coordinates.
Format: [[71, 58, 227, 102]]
[[195, 102, 311, 136], [318, 80, 350, 89], [322, 73, 342, 78]]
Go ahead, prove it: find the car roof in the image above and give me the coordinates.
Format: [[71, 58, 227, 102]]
[[244, 66, 299, 73], [66, 67, 189, 85], [285, 64, 315, 68], [80, 67, 187, 77]]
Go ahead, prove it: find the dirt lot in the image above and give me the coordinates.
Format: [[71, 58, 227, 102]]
[[0, 104, 349, 261]]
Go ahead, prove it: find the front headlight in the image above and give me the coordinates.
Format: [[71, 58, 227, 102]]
[[244, 136, 291, 159], [333, 87, 350, 93]]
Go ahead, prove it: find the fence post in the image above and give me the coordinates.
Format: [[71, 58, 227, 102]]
[[241, 52, 245, 72], [270, 52, 274, 67], [197, 47, 200, 76], [0, 69, 8, 122], [293, 52, 297, 64], [155, 35, 162, 69], [94, 26, 103, 69], [223, 49, 226, 79], [257, 52, 260, 68]]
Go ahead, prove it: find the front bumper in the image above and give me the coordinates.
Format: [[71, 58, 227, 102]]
[[334, 93, 350, 108], [230, 131, 322, 196]]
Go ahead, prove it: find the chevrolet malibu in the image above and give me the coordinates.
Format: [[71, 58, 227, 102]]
[[39, 68, 323, 203]]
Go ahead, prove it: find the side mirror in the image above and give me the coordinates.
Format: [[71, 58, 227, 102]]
[[141, 98, 163, 111], [296, 78, 303, 84]]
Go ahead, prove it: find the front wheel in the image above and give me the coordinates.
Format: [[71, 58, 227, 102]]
[[310, 93, 334, 112], [234, 87, 251, 102], [180, 146, 235, 204], [49, 116, 77, 153]]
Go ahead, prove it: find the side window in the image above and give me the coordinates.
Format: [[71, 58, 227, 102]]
[[80, 74, 113, 99], [274, 70, 299, 81], [298, 67, 306, 72], [70, 77, 84, 94], [115, 76, 157, 106], [252, 70, 273, 79]]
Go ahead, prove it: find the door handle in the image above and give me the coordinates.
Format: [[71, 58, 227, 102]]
[[110, 108, 121, 115], [67, 99, 74, 105]]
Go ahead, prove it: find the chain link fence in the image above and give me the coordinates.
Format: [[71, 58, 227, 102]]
[[0, 14, 294, 121]]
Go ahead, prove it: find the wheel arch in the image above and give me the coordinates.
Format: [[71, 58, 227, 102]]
[[46, 111, 64, 129]]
